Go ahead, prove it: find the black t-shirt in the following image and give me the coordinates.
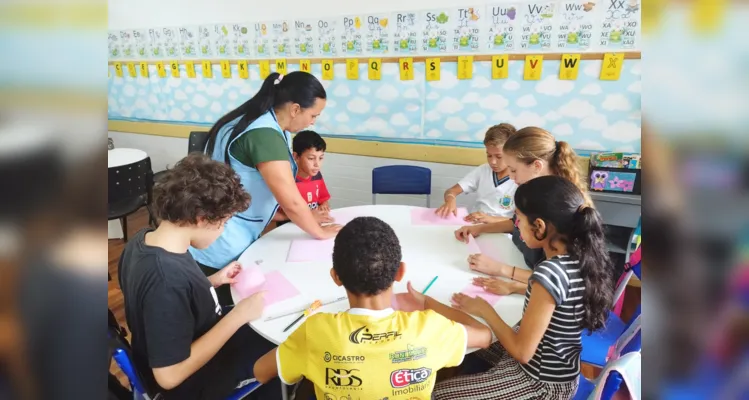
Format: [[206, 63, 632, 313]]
[[511, 215, 546, 269], [118, 229, 263, 399]]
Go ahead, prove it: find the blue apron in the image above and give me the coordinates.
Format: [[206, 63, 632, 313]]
[[189, 110, 297, 268]]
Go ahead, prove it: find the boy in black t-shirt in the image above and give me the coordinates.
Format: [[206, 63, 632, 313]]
[[118, 154, 279, 399]]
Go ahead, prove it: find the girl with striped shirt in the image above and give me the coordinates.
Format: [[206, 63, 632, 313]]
[[433, 176, 614, 399]]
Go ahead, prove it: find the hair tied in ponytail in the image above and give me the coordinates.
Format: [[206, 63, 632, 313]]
[[274, 74, 284, 85]]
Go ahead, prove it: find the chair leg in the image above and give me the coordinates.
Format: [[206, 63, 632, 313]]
[[120, 216, 128, 242]]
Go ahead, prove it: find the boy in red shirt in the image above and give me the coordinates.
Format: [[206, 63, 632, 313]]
[[274, 130, 331, 225]]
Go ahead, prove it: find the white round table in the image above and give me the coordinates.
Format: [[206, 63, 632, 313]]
[[108, 148, 147, 168], [232, 205, 529, 347]]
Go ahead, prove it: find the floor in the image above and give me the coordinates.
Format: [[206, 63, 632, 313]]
[[108, 209, 639, 391]]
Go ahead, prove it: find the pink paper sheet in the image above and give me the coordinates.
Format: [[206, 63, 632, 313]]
[[454, 283, 504, 306], [232, 270, 300, 306], [466, 234, 481, 254], [411, 207, 470, 226], [391, 292, 425, 312], [286, 238, 335, 262]]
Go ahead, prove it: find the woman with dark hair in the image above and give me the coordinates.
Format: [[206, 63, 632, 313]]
[[191, 71, 341, 305]]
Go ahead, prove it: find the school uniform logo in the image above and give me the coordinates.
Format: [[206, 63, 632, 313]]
[[390, 367, 432, 395], [349, 326, 402, 344], [325, 367, 363, 389], [499, 194, 513, 209]]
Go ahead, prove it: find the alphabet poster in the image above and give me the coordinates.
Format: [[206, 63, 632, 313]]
[[108, 1, 643, 61], [108, 31, 122, 59], [132, 29, 149, 58], [147, 28, 164, 58], [519, 2, 557, 50], [119, 30, 135, 58], [160, 27, 181, 58], [253, 22, 272, 58], [392, 11, 419, 54], [599, 0, 640, 49], [270, 20, 293, 57], [486, 3, 520, 51], [452, 6, 483, 52], [316, 17, 339, 56], [340, 15, 365, 56], [364, 13, 391, 54], [231, 24, 252, 58], [179, 26, 199, 58], [556, 1, 599, 50], [293, 19, 316, 57], [197, 26, 214, 57], [209, 25, 232, 57], [420, 9, 451, 53]]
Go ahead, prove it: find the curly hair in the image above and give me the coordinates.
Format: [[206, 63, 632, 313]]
[[483, 123, 517, 147], [332, 217, 402, 296], [152, 153, 250, 225], [514, 176, 613, 332]]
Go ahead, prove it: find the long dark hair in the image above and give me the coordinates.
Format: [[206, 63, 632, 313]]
[[514, 175, 613, 331], [205, 71, 326, 164]]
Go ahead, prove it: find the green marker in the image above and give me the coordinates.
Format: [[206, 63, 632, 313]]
[[422, 276, 438, 295]]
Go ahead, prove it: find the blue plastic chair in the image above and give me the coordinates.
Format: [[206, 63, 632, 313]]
[[372, 165, 432, 206], [111, 339, 261, 400], [581, 258, 642, 367], [573, 352, 641, 400]]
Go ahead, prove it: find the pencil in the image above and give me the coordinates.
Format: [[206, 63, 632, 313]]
[[422, 276, 438, 294]]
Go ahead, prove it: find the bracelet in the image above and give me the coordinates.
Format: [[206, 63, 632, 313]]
[[511, 266, 516, 281], [445, 193, 456, 200]]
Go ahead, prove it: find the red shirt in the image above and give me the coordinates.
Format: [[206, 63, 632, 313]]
[[295, 172, 330, 209]]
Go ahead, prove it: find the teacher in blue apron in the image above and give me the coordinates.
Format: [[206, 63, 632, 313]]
[[192, 71, 341, 305]]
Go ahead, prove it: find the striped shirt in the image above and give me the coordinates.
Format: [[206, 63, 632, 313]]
[[520, 255, 585, 383]]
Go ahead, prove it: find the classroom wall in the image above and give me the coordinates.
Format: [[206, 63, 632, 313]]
[[107, 0, 642, 153], [108, 130, 479, 209], [108, 58, 641, 152]]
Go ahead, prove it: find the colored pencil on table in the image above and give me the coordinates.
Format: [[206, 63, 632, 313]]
[[422, 276, 438, 295]]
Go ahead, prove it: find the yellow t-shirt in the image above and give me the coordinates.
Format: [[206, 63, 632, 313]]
[[277, 308, 467, 400]]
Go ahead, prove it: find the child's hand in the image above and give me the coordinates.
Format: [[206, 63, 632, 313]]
[[318, 203, 331, 213], [435, 199, 458, 218], [318, 224, 342, 239], [313, 208, 334, 224], [209, 261, 242, 287], [451, 293, 492, 318], [232, 291, 266, 323], [464, 211, 488, 223], [472, 277, 514, 295], [454, 225, 483, 243], [403, 281, 427, 310], [467, 254, 506, 276]]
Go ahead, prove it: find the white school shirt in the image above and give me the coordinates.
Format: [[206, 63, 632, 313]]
[[458, 163, 518, 218]]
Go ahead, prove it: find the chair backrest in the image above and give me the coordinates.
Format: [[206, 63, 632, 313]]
[[188, 131, 210, 154], [372, 165, 432, 206], [593, 352, 641, 400], [108, 157, 154, 204]]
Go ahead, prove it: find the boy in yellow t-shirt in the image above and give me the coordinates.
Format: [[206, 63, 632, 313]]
[[253, 216, 493, 399]]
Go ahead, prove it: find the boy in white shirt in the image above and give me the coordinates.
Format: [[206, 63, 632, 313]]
[[435, 123, 518, 223]]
